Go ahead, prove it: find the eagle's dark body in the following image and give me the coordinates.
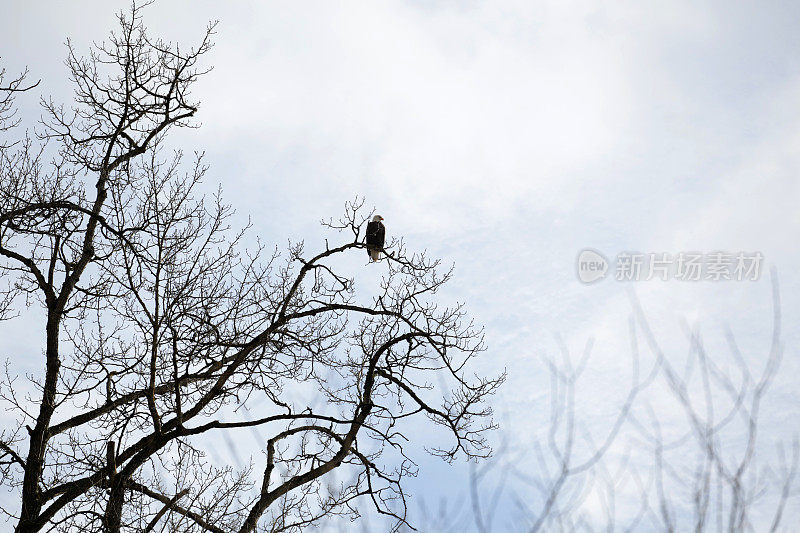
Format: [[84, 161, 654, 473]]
[[365, 219, 385, 261]]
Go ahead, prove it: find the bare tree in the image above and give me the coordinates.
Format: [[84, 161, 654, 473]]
[[418, 277, 797, 532], [0, 5, 503, 532], [624, 277, 799, 532]]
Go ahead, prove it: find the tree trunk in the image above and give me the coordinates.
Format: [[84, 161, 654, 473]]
[[17, 312, 62, 533]]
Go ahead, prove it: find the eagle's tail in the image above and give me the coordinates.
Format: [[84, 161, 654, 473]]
[[369, 248, 381, 261]]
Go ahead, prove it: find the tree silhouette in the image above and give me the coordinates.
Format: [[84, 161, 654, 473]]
[[0, 5, 503, 532], [415, 280, 797, 532]]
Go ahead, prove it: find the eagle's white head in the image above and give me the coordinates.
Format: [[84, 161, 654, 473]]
[[372, 215, 384, 222]]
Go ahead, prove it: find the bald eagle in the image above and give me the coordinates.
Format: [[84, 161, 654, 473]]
[[365, 215, 385, 261]]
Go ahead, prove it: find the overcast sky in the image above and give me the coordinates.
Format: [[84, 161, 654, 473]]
[[2, 1, 799, 530]]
